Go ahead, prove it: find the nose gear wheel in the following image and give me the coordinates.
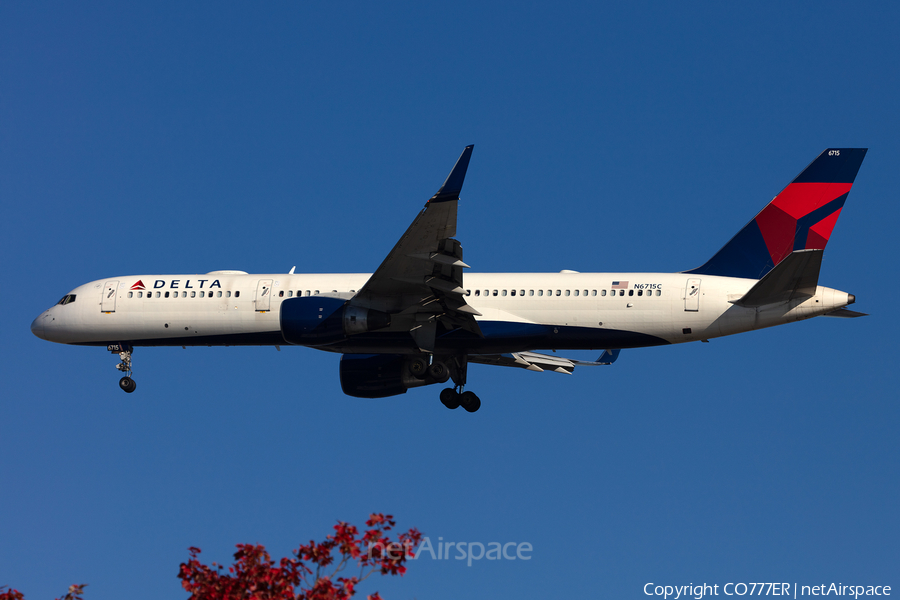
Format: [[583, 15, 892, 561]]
[[111, 345, 137, 393]]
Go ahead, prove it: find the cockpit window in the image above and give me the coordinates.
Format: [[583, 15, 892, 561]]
[[56, 294, 77, 305]]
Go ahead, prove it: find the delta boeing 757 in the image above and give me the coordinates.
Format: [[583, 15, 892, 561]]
[[31, 146, 867, 412]]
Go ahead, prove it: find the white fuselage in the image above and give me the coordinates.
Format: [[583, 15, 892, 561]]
[[31, 270, 854, 352]]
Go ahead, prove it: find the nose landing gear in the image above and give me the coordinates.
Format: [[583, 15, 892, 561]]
[[119, 375, 137, 393], [109, 344, 137, 393]]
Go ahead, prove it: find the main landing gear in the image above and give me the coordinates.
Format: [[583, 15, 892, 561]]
[[417, 354, 480, 413], [110, 344, 137, 393], [439, 387, 481, 413]]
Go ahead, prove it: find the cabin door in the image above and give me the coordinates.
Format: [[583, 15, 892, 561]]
[[101, 280, 119, 312], [684, 278, 701, 312], [255, 279, 273, 312]]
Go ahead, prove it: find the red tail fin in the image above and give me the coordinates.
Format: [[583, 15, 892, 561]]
[[686, 148, 867, 279]]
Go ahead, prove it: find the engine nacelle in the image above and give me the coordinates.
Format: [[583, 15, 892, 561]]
[[280, 297, 391, 346], [339, 354, 436, 398]]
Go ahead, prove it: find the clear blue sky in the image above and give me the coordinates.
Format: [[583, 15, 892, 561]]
[[2, 2, 897, 598]]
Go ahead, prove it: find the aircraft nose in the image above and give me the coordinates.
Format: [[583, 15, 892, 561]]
[[31, 314, 47, 340]]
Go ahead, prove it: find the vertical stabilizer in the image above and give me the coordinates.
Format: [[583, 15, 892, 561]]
[[685, 148, 867, 280]]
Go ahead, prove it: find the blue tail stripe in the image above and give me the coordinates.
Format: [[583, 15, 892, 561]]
[[684, 219, 774, 280], [792, 193, 848, 251]]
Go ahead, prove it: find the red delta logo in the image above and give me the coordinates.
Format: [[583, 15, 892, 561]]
[[130, 280, 146, 291]]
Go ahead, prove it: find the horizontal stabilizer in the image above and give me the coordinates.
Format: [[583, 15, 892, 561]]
[[823, 308, 868, 318], [732, 249, 823, 308]]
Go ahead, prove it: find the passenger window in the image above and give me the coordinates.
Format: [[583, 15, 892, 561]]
[[565, 290, 570, 296], [217, 291, 223, 298], [493, 290, 498, 296], [637, 289, 643, 296], [583, 289, 588, 296], [520, 289, 525, 296], [619, 290, 625, 296], [656, 290, 661, 296], [191, 291, 196, 298], [155, 292, 161, 298], [601, 290, 606, 296], [200, 291, 205, 298], [165, 291, 170, 298], [548, 290, 553, 296], [628, 290, 634, 296], [475, 290, 480, 296], [538, 290, 543, 296], [574, 290, 579, 296], [465, 289, 471, 296], [314, 290, 319, 295], [502, 290, 507, 296], [510, 290, 515, 296], [279, 290, 284, 297], [529, 290, 534, 296], [128, 292, 133, 298], [287, 290, 293, 297], [182, 291, 187, 297], [592, 290, 597, 296], [137, 292, 142, 298], [556, 290, 561, 296], [483, 290, 488, 296]]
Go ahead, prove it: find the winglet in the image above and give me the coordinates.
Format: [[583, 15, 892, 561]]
[[596, 349, 621, 365], [571, 349, 621, 366], [430, 145, 474, 202]]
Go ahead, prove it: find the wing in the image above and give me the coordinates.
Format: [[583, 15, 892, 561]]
[[350, 146, 481, 351], [469, 349, 621, 374]]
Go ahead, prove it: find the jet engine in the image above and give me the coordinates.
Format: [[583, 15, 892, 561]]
[[280, 297, 391, 346], [339, 353, 437, 398]]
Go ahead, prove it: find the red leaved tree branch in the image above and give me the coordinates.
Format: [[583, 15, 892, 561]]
[[3, 514, 420, 600], [0, 584, 87, 600], [178, 513, 422, 600]]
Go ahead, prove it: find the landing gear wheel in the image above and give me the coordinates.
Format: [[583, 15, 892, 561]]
[[428, 361, 450, 383], [119, 376, 137, 393], [459, 391, 481, 413], [440, 388, 460, 409], [409, 357, 428, 379]]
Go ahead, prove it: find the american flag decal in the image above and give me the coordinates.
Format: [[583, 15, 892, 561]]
[[611, 281, 629, 289]]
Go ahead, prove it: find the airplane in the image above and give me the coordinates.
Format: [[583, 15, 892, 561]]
[[31, 146, 867, 413]]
